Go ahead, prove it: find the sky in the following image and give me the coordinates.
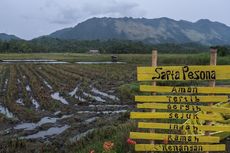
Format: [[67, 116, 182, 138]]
[[0, 0, 230, 40]]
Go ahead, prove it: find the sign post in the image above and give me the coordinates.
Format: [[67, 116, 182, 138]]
[[205, 48, 217, 153], [151, 50, 157, 146], [130, 48, 229, 152]]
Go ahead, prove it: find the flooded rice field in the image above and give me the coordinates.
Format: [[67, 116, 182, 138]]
[[0, 60, 126, 65], [0, 59, 68, 64], [0, 63, 135, 152], [76, 61, 126, 64]]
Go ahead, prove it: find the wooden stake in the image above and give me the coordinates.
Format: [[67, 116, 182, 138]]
[[209, 48, 217, 85], [205, 48, 217, 153], [150, 50, 157, 146]]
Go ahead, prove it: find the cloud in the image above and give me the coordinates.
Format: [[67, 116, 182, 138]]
[[45, 0, 145, 25], [1, 0, 229, 40]]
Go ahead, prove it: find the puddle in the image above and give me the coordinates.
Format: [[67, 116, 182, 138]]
[[61, 114, 73, 119], [69, 85, 86, 102], [1, 60, 68, 64], [4, 79, 8, 85], [41, 62, 68, 64], [43, 80, 53, 90], [22, 125, 70, 139], [0, 105, 14, 118], [69, 86, 79, 97], [41, 78, 69, 105], [54, 111, 61, 115], [3, 79, 8, 92], [3, 60, 57, 62], [88, 105, 129, 108], [76, 111, 91, 113], [24, 83, 40, 109], [83, 92, 105, 102], [51, 92, 69, 105], [14, 115, 73, 131], [0, 128, 11, 135], [31, 98, 40, 109], [38, 117, 59, 126], [14, 117, 58, 131], [70, 85, 118, 103], [102, 110, 127, 114], [26, 85, 31, 92], [14, 122, 37, 131], [74, 95, 86, 102], [84, 117, 99, 124], [76, 110, 127, 114], [37, 74, 53, 91], [91, 88, 119, 101], [16, 98, 24, 106], [76, 62, 126, 64]]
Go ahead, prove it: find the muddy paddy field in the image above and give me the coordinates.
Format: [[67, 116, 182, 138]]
[[0, 53, 230, 153], [0, 53, 141, 152]]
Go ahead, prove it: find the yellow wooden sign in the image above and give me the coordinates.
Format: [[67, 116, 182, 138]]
[[130, 132, 220, 143], [138, 122, 230, 132], [181, 102, 230, 135], [130, 112, 224, 121], [135, 144, 226, 152], [140, 85, 230, 94], [137, 65, 230, 81], [137, 103, 230, 114], [135, 95, 228, 103]]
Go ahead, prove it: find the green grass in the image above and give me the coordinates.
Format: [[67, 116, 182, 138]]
[[0, 52, 230, 65], [72, 121, 136, 153], [118, 83, 140, 101]]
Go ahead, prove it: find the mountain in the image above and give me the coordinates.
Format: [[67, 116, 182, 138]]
[[0, 33, 21, 41], [49, 17, 230, 45]]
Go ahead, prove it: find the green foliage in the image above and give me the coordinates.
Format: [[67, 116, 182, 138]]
[[118, 83, 140, 100], [0, 38, 210, 54], [74, 121, 136, 153], [214, 46, 230, 57]]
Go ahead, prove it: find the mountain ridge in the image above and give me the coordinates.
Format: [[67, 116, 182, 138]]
[[0, 33, 21, 41], [49, 17, 230, 45]]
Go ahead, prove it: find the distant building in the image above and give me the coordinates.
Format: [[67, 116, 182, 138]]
[[89, 50, 99, 54]]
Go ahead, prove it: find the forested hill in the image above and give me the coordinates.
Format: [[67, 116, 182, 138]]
[[1, 17, 230, 53], [49, 17, 230, 45], [0, 33, 21, 41]]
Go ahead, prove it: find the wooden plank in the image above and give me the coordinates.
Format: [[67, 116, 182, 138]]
[[138, 122, 230, 132], [137, 103, 230, 114], [137, 65, 230, 81], [130, 112, 224, 121], [140, 85, 230, 94], [135, 95, 228, 103], [130, 132, 220, 143], [150, 50, 157, 145], [135, 144, 226, 152]]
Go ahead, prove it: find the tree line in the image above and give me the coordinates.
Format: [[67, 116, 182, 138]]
[[1, 37, 228, 54]]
